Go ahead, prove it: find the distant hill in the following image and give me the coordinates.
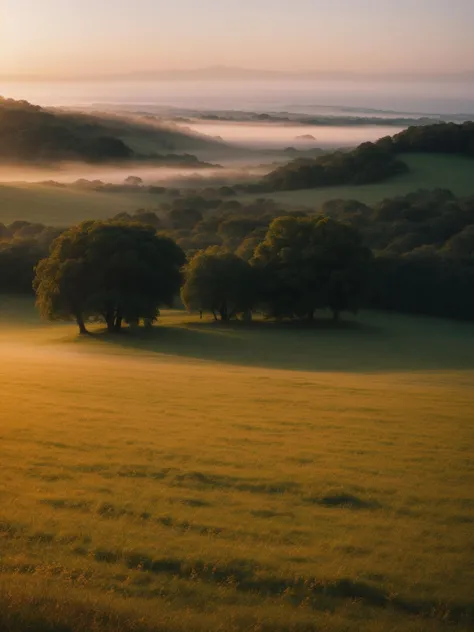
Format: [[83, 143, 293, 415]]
[[0, 98, 222, 164], [121, 67, 474, 83], [262, 122, 474, 191], [6, 66, 473, 82]]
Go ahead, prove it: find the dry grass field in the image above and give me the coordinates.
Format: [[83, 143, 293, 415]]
[[0, 298, 473, 631]]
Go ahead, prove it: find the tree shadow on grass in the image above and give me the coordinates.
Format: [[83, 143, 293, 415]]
[[92, 312, 474, 374]]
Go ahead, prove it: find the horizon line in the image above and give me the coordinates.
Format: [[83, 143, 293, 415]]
[[1, 66, 474, 83]]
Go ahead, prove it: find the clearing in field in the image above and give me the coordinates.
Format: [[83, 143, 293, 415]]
[[0, 299, 473, 631]]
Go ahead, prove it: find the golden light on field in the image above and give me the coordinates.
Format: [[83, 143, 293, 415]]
[[1, 300, 473, 630]]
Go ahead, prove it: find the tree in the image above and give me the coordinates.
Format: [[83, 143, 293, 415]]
[[34, 221, 185, 334], [181, 248, 256, 321], [235, 236, 262, 261], [252, 216, 372, 321], [217, 216, 269, 250], [262, 143, 408, 192], [0, 239, 48, 294], [124, 176, 143, 186], [131, 209, 162, 229], [168, 207, 203, 230]]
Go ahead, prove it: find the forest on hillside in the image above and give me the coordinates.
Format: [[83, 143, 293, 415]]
[[0, 98, 219, 164], [261, 122, 474, 191]]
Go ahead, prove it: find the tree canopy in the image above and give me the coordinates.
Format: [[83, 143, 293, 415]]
[[4, 187, 474, 326], [34, 221, 185, 333], [252, 216, 372, 321], [0, 97, 221, 164], [181, 248, 256, 321], [261, 122, 474, 192], [262, 142, 408, 192]]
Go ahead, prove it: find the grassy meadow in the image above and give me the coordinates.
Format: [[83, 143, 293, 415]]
[[243, 154, 474, 208], [1, 298, 473, 631], [0, 183, 166, 226], [1, 153, 474, 227]]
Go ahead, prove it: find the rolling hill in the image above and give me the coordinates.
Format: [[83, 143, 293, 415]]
[[262, 122, 474, 192], [0, 97, 223, 164]]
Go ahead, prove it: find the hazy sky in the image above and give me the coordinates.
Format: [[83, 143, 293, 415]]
[[2, 0, 474, 77]]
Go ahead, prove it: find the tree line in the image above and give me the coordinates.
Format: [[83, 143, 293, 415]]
[[33, 215, 370, 333], [2, 188, 474, 326], [0, 97, 217, 164], [258, 122, 474, 192]]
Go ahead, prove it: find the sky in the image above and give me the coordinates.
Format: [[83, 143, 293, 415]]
[[1, 0, 474, 78]]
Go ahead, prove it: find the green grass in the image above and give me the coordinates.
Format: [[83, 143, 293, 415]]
[[0, 183, 167, 225], [238, 154, 474, 208], [0, 297, 473, 631], [1, 153, 473, 227]]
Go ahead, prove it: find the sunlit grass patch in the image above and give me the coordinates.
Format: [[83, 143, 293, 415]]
[[0, 298, 473, 630]]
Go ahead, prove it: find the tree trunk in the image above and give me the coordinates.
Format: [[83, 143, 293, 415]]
[[76, 314, 88, 335], [105, 310, 115, 333], [307, 309, 315, 322], [332, 310, 340, 323], [114, 314, 123, 332], [219, 302, 229, 322]]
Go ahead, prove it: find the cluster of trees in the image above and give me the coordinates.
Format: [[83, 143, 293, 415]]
[[260, 121, 474, 192], [390, 121, 474, 157], [0, 221, 61, 293], [113, 196, 279, 254], [182, 217, 371, 322], [32, 215, 370, 332], [262, 143, 408, 191], [0, 98, 218, 164], [0, 198, 279, 297], [148, 188, 474, 322], [0, 98, 133, 163], [194, 109, 447, 127], [320, 190, 474, 319], [3, 189, 474, 325]]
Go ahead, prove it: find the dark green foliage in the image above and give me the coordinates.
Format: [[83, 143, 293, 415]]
[[181, 248, 256, 321], [0, 239, 47, 293], [168, 208, 204, 230], [390, 121, 474, 157], [263, 121, 474, 193], [320, 199, 373, 229], [263, 142, 408, 191], [0, 222, 61, 294], [370, 249, 474, 320], [0, 98, 133, 163], [218, 216, 270, 250], [342, 190, 474, 320], [235, 236, 262, 261], [4, 185, 474, 326], [252, 216, 372, 321], [0, 97, 220, 164], [112, 210, 162, 229], [34, 221, 185, 333]]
